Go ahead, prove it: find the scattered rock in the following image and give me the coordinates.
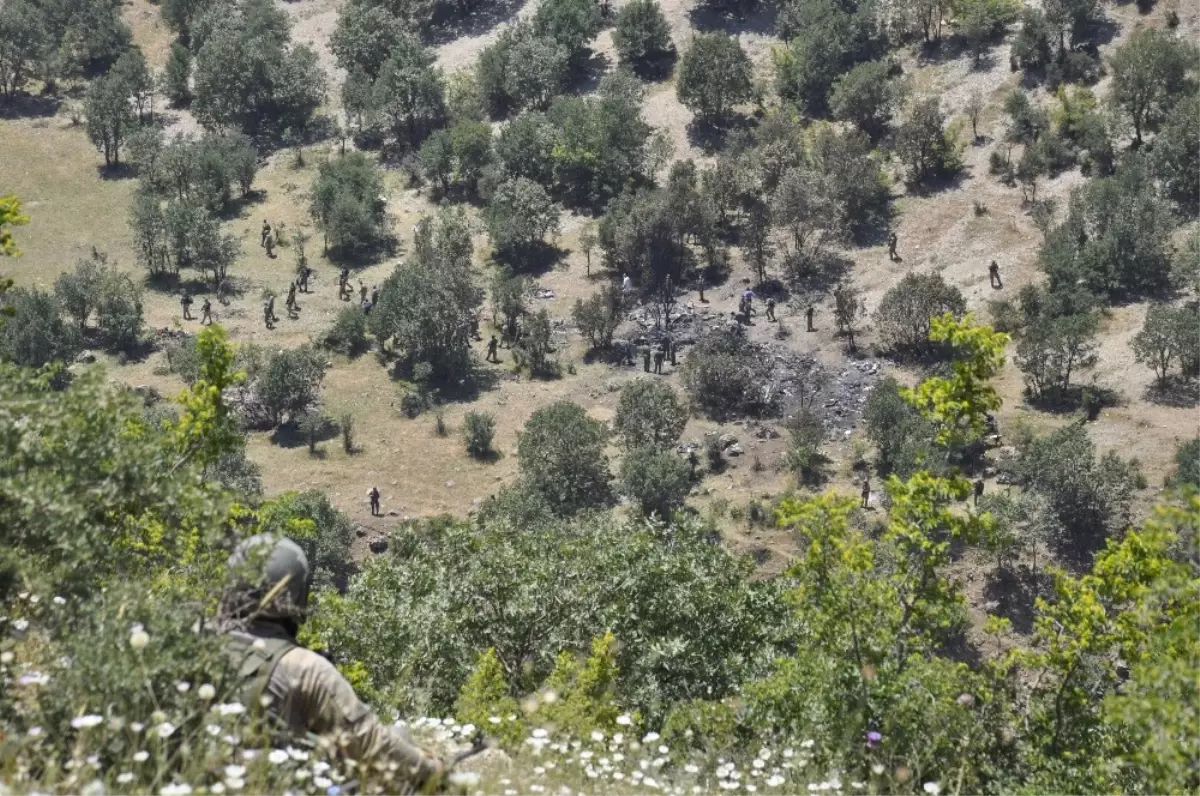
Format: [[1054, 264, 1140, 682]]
[[387, 510, 400, 517], [718, 434, 739, 449], [76, 351, 96, 364], [445, 480, 456, 488], [727, 444, 745, 456], [355, 527, 367, 538], [368, 538, 388, 554]]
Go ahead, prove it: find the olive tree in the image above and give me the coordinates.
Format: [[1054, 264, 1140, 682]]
[[485, 176, 560, 257], [54, 255, 108, 330], [1131, 302, 1200, 386], [894, 97, 962, 185], [619, 445, 691, 517], [255, 345, 329, 427], [1107, 28, 1197, 145], [1014, 312, 1099, 403], [829, 59, 902, 139], [370, 34, 445, 147], [85, 72, 136, 167], [0, 288, 80, 368], [572, 285, 625, 350], [310, 153, 388, 255], [874, 272, 967, 352], [613, 0, 673, 76]]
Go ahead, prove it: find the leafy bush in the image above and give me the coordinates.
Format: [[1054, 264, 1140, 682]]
[[370, 34, 446, 147], [781, 408, 827, 483], [619, 445, 692, 517], [895, 97, 962, 185], [477, 23, 569, 118], [1171, 438, 1199, 489], [485, 176, 560, 256], [829, 59, 902, 139], [571, 285, 625, 350], [1131, 302, 1199, 386], [255, 345, 328, 426], [257, 490, 355, 590], [680, 331, 773, 418], [463, 410, 496, 458], [1015, 312, 1099, 403], [613, 0, 674, 75], [533, 0, 603, 64], [863, 377, 940, 476], [1151, 93, 1199, 216], [322, 306, 369, 357], [54, 255, 107, 330], [676, 32, 752, 123], [614, 379, 689, 452], [874, 272, 967, 352], [310, 152, 388, 256], [95, 271, 145, 353], [314, 510, 786, 719], [1107, 27, 1197, 145], [517, 400, 610, 513], [0, 287, 80, 368]]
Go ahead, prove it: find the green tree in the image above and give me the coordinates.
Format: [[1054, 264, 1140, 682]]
[[1039, 157, 1175, 299], [533, 0, 602, 65], [517, 400, 610, 513], [477, 23, 569, 117], [829, 59, 902, 139], [676, 32, 752, 124], [613, 0, 673, 75], [1151, 93, 1199, 216], [874, 271, 967, 352], [0, 0, 51, 101], [514, 307, 555, 376], [619, 445, 691, 517], [95, 270, 144, 352], [163, 42, 192, 104], [463, 411, 496, 458], [1170, 439, 1199, 489], [54, 254, 108, 330], [1107, 28, 1197, 145], [894, 96, 962, 184], [256, 490, 354, 589], [330, 2, 407, 79], [863, 377, 939, 476], [495, 110, 558, 186], [679, 331, 773, 418], [368, 209, 481, 381], [370, 34, 445, 146], [571, 285, 625, 350], [255, 344, 328, 426], [112, 46, 155, 121], [953, 0, 1019, 62], [0, 288, 80, 367], [1014, 311, 1099, 403], [310, 152, 388, 255], [85, 72, 136, 167], [322, 306, 369, 357], [192, 0, 325, 136], [485, 176, 560, 257], [1131, 302, 1199, 386], [614, 379, 688, 451]]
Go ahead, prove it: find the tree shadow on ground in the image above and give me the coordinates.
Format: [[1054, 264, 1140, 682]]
[[905, 164, 972, 197], [323, 235, 400, 269], [1024, 384, 1121, 416], [982, 564, 1052, 635], [427, 0, 529, 44], [0, 93, 62, 119], [627, 50, 678, 82], [97, 162, 137, 181], [686, 113, 756, 154], [687, 2, 778, 34], [1144, 377, 1199, 408], [573, 51, 613, 95], [493, 241, 569, 277], [913, 35, 971, 67], [788, 251, 853, 296], [270, 417, 341, 449]]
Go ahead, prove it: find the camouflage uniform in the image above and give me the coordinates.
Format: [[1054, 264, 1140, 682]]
[[222, 536, 442, 788]]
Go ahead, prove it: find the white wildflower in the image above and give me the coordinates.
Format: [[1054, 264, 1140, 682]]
[[159, 784, 192, 796], [532, 728, 549, 739], [612, 773, 624, 782], [451, 773, 482, 792], [800, 740, 815, 749], [131, 722, 145, 733], [175, 681, 190, 694], [534, 767, 546, 775], [643, 732, 660, 743], [747, 786, 757, 793], [288, 746, 309, 761], [241, 750, 258, 761], [54, 596, 66, 605], [268, 749, 289, 765], [591, 730, 605, 742], [216, 702, 246, 717], [116, 773, 134, 785], [81, 780, 105, 796], [224, 778, 244, 791], [129, 630, 150, 650], [224, 765, 246, 779], [659, 745, 669, 755], [28, 726, 43, 737], [767, 775, 785, 787], [206, 724, 221, 737], [719, 781, 738, 790], [0, 651, 12, 664], [155, 722, 177, 739], [314, 777, 333, 790], [871, 764, 884, 776], [616, 714, 632, 726], [504, 790, 517, 795], [531, 785, 546, 792], [753, 759, 766, 769], [210, 785, 225, 796], [71, 715, 103, 730], [12, 618, 29, 633], [293, 768, 311, 781], [923, 783, 941, 796], [685, 764, 699, 774], [613, 733, 624, 744], [18, 672, 49, 686], [133, 751, 149, 763], [489, 716, 502, 724], [151, 711, 167, 725]]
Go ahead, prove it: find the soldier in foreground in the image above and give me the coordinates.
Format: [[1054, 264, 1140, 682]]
[[220, 536, 444, 790]]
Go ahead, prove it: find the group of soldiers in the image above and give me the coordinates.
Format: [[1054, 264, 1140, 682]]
[[179, 291, 213, 325]]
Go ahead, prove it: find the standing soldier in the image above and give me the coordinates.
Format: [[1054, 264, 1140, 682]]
[[861, 478, 871, 509], [697, 273, 706, 303], [359, 282, 368, 304], [667, 335, 677, 366], [806, 306, 815, 332], [219, 536, 446, 789], [973, 478, 985, 506], [260, 220, 272, 248], [265, 235, 276, 259], [338, 268, 350, 299], [200, 297, 213, 325], [766, 298, 776, 322], [887, 232, 899, 261], [742, 289, 755, 315], [485, 335, 500, 363], [988, 260, 1003, 289], [267, 294, 278, 323], [263, 301, 275, 330], [180, 291, 194, 320], [642, 346, 651, 372], [370, 285, 380, 306], [653, 345, 665, 374], [367, 486, 381, 516], [298, 267, 311, 293], [286, 281, 298, 315]]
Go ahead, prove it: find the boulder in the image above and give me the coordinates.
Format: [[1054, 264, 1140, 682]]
[[368, 537, 388, 554]]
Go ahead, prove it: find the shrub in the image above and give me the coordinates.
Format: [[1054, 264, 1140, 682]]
[[95, 271, 145, 353], [863, 377, 939, 476], [164, 42, 192, 104], [895, 97, 962, 184], [340, 412, 357, 453], [0, 287, 80, 368], [463, 411, 496, 458], [781, 408, 827, 483], [613, 0, 673, 75], [1131, 301, 1200, 386], [322, 306, 369, 357], [257, 490, 355, 590], [1171, 438, 1199, 489], [874, 272, 967, 352], [572, 285, 625, 350], [829, 59, 901, 139], [310, 152, 388, 256], [1015, 312, 1099, 403], [680, 331, 774, 418], [619, 445, 692, 517], [517, 400, 610, 514], [485, 176, 560, 256], [256, 345, 328, 426], [54, 255, 108, 330], [297, 409, 337, 453], [1151, 93, 1198, 217], [476, 23, 569, 117], [165, 335, 202, 384], [676, 32, 752, 123], [614, 379, 689, 452], [533, 0, 603, 64], [513, 308, 556, 377]]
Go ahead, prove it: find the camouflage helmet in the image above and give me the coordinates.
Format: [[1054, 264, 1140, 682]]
[[224, 534, 311, 622]]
